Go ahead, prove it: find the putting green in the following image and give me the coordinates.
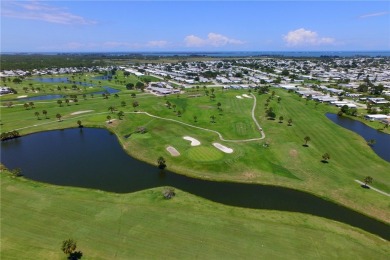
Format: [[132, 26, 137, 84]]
[[186, 146, 224, 162]]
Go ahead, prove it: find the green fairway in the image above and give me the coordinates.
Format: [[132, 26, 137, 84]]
[[1, 72, 390, 258], [186, 146, 224, 162], [1, 75, 389, 225], [1, 173, 389, 259]]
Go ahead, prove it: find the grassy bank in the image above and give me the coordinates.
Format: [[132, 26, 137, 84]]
[[1, 173, 389, 259], [1, 81, 389, 224]]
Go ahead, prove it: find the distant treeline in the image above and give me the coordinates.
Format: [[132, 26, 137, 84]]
[[0, 54, 108, 70]]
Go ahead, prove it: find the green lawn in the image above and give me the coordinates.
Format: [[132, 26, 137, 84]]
[[1, 75, 390, 258], [1, 173, 389, 259], [1, 83, 389, 224]]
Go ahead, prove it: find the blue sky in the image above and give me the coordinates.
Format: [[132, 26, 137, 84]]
[[1, 1, 389, 52]]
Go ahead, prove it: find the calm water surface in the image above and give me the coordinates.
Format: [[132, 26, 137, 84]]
[[326, 113, 390, 162], [1, 128, 389, 240]]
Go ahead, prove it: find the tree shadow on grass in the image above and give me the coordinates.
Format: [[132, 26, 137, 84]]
[[361, 184, 370, 189], [321, 160, 329, 163], [68, 251, 83, 260], [302, 144, 309, 147]]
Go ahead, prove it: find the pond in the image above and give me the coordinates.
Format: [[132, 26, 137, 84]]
[[326, 113, 390, 162], [14, 86, 120, 102], [1, 128, 389, 240]]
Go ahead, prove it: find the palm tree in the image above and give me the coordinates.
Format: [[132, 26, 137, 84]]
[[132, 101, 139, 112], [277, 97, 282, 103], [56, 113, 62, 122], [172, 104, 176, 112], [61, 239, 77, 257], [77, 120, 83, 128], [177, 110, 182, 117], [304, 136, 311, 146], [279, 116, 284, 123], [65, 99, 70, 106], [106, 115, 111, 123], [367, 139, 376, 146], [121, 101, 126, 107], [157, 156, 166, 169], [34, 111, 40, 120], [193, 115, 198, 122], [42, 110, 48, 119], [322, 153, 330, 163], [166, 101, 171, 109], [210, 115, 216, 123], [217, 102, 222, 110], [131, 93, 136, 98], [363, 176, 373, 188], [288, 118, 293, 126], [163, 188, 175, 199], [57, 100, 63, 107], [108, 106, 116, 113], [24, 103, 30, 110], [117, 111, 124, 120]]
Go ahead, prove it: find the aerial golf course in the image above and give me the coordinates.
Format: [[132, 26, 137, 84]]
[[1, 71, 389, 258]]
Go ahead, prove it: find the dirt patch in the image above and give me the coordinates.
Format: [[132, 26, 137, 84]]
[[242, 172, 256, 180], [198, 105, 214, 109], [71, 110, 94, 115], [166, 146, 180, 156], [289, 149, 298, 157], [106, 119, 119, 127]]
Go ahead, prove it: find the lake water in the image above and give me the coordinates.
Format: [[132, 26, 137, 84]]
[[1, 128, 389, 240], [326, 113, 390, 162]]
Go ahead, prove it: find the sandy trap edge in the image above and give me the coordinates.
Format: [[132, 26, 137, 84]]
[[166, 146, 180, 156], [183, 136, 201, 146], [71, 110, 94, 115], [213, 143, 234, 154]]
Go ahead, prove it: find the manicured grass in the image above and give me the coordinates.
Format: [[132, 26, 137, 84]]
[[1, 78, 389, 225], [1, 173, 389, 259], [186, 146, 224, 162]]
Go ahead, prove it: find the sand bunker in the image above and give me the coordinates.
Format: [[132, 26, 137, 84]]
[[71, 110, 94, 115], [17, 95, 28, 98], [236, 96, 243, 99], [242, 94, 252, 98], [106, 119, 117, 124], [166, 146, 180, 156], [213, 143, 234, 154], [183, 136, 201, 146]]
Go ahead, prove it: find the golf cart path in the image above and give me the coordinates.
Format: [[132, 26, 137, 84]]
[[13, 93, 265, 143], [354, 180, 390, 197]]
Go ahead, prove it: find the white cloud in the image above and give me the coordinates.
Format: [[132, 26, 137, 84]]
[[184, 33, 244, 47], [1, 1, 97, 25], [283, 28, 335, 47], [359, 12, 389, 19]]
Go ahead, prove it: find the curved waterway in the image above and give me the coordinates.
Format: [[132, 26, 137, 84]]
[[326, 113, 390, 162], [1, 128, 389, 240]]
